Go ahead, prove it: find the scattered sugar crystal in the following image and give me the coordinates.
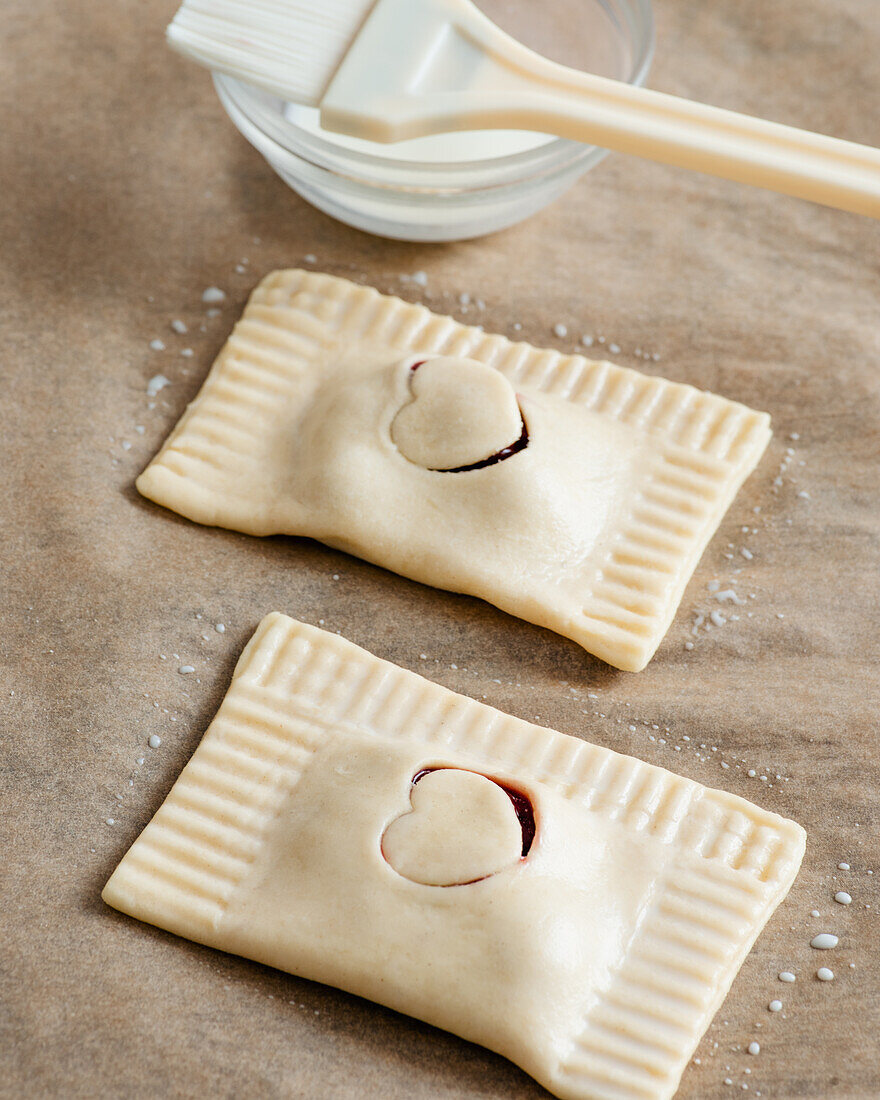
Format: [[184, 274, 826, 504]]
[[834, 891, 852, 905], [303, 254, 316, 264], [206, 308, 221, 318], [134, 425, 145, 434], [146, 374, 170, 397], [149, 339, 166, 351], [747, 1042, 760, 1055], [748, 769, 756, 777], [710, 610, 726, 627], [181, 348, 194, 358], [790, 432, 800, 440], [581, 334, 594, 346], [411, 271, 428, 287], [811, 910, 821, 917], [148, 734, 161, 748], [715, 589, 746, 605], [121, 441, 131, 451], [608, 343, 620, 354], [171, 319, 187, 334], [797, 490, 810, 500], [459, 292, 471, 306], [740, 548, 754, 560], [105, 818, 116, 826], [215, 623, 226, 633], [816, 967, 834, 981], [779, 971, 796, 983], [684, 641, 694, 650], [179, 665, 195, 675], [553, 323, 568, 338], [838, 862, 850, 870], [768, 1000, 782, 1012], [202, 286, 226, 304]]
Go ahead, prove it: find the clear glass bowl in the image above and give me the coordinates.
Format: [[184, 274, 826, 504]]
[[212, 0, 654, 242]]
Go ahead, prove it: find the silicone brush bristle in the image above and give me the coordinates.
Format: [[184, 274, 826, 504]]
[[167, 0, 377, 105]]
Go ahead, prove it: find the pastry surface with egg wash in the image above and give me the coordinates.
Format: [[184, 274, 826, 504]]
[[136, 271, 771, 670], [104, 614, 805, 1100]]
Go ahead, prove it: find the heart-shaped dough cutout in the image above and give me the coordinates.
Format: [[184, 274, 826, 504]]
[[382, 769, 524, 887], [391, 357, 523, 471]]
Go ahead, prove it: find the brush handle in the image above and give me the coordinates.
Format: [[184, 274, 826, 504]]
[[320, 0, 880, 218], [472, 53, 880, 218]]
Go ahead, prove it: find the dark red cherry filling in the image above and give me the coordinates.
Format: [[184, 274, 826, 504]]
[[411, 767, 535, 859], [435, 417, 528, 473], [407, 359, 529, 473]]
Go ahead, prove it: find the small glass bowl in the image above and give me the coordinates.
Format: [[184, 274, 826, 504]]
[[212, 0, 653, 242]]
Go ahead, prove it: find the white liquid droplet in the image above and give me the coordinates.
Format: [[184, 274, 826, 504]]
[[811, 933, 838, 949]]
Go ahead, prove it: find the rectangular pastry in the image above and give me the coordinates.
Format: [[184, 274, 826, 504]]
[[104, 614, 805, 1100], [137, 270, 771, 670]]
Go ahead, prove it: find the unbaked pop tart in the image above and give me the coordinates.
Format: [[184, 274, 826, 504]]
[[104, 614, 804, 1100], [136, 271, 771, 670]]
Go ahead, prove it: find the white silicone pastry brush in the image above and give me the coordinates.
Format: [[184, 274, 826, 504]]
[[168, 0, 880, 218]]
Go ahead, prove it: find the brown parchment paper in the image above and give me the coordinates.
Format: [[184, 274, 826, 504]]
[[1, 1, 879, 1097]]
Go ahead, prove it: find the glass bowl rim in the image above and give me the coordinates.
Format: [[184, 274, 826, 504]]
[[212, 0, 655, 188]]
